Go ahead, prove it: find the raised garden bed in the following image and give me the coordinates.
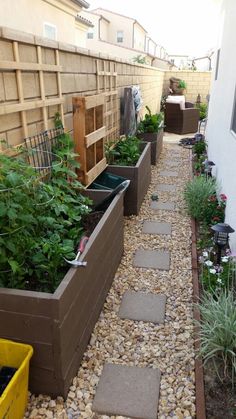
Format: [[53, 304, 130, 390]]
[[106, 142, 151, 216], [0, 190, 124, 397], [137, 129, 163, 165]]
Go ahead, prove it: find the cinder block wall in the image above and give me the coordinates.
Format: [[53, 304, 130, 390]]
[[163, 70, 212, 104], [0, 27, 164, 148]]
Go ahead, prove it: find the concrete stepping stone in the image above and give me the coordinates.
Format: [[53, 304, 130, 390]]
[[151, 201, 175, 211], [142, 221, 171, 235], [133, 249, 170, 270], [162, 160, 179, 167], [118, 291, 166, 324], [157, 183, 176, 192], [92, 363, 161, 419], [160, 170, 178, 177]]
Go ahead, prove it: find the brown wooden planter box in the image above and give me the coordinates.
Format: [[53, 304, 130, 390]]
[[106, 142, 151, 216], [137, 129, 163, 165], [0, 190, 124, 398]]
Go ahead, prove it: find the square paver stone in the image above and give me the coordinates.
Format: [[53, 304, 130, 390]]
[[142, 221, 171, 235], [163, 160, 180, 167], [151, 201, 175, 211], [133, 249, 170, 270], [157, 184, 176, 192], [160, 170, 178, 177], [118, 291, 166, 323], [92, 364, 161, 419]]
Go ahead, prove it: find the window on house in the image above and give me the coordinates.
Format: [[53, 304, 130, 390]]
[[231, 87, 236, 135], [87, 30, 94, 39], [43, 23, 57, 40], [117, 31, 124, 43], [215, 49, 220, 80]]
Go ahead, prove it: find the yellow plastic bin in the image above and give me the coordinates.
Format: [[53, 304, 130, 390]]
[[0, 339, 33, 419]]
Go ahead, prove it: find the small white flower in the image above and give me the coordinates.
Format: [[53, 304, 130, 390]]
[[221, 256, 229, 263], [205, 260, 213, 267], [209, 268, 216, 274], [217, 277, 223, 284], [202, 251, 208, 258]]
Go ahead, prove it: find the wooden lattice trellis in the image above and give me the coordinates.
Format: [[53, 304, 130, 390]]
[[73, 94, 107, 186], [0, 41, 64, 147], [96, 59, 119, 143]]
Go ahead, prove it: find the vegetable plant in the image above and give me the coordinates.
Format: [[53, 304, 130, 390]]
[[0, 132, 92, 292], [137, 106, 164, 134], [105, 136, 141, 166]]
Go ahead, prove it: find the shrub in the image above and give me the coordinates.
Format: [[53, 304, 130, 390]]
[[196, 103, 208, 120], [184, 176, 216, 221], [193, 140, 207, 159], [198, 291, 236, 384]]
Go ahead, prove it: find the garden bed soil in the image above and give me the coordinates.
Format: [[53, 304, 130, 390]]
[[137, 129, 163, 165], [204, 362, 236, 418], [106, 142, 151, 216], [0, 190, 124, 397]]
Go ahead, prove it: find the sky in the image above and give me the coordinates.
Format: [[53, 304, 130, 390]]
[[88, 0, 222, 57]]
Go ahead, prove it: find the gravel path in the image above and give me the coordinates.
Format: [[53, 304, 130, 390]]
[[25, 142, 196, 419]]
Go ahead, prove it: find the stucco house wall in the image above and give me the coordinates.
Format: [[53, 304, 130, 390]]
[[90, 8, 134, 48], [206, 0, 236, 249], [0, 0, 89, 46], [133, 23, 146, 51]]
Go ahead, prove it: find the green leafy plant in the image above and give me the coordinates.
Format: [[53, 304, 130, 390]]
[[137, 106, 164, 134], [105, 136, 141, 166], [196, 103, 208, 120], [133, 55, 146, 64], [0, 131, 92, 292], [193, 140, 207, 159], [200, 251, 235, 293], [198, 291, 236, 384], [184, 176, 217, 221], [178, 80, 186, 89]]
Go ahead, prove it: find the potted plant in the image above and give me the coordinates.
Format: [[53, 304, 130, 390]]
[[137, 106, 164, 165], [0, 133, 125, 397], [100, 135, 151, 216]]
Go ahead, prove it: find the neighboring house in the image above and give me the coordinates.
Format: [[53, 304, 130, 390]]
[[206, 0, 236, 249], [168, 54, 189, 69], [81, 8, 172, 68], [0, 0, 91, 47]]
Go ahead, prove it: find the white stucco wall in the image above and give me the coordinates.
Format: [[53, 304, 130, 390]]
[[206, 0, 236, 249], [91, 8, 133, 48], [0, 0, 87, 47], [133, 24, 146, 52], [0, 0, 84, 44]]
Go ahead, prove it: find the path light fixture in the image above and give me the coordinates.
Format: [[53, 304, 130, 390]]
[[203, 160, 215, 178], [211, 222, 235, 264]]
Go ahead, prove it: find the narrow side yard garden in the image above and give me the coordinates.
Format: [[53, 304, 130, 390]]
[[25, 141, 196, 418]]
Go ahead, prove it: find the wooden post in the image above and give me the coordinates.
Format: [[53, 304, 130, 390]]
[[13, 41, 28, 138], [37, 46, 48, 131]]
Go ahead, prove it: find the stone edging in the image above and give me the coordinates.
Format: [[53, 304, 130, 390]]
[[191, 218, 206, 419]]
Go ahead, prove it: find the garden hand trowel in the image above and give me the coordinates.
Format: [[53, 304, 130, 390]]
[[64, 236, 89, 267]]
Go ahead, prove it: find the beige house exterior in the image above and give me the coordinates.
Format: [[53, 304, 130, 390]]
[[81, 8, 170, 68], [0, 0, 91, 47]]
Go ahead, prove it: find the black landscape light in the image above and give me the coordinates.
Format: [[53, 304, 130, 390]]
[[203, 160, 215, 178], [211, 222, 235, 264]]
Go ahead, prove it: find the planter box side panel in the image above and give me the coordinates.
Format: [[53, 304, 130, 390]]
[[61, 223, 124, 397], [138, 130, 163, 165], [57, 196, 124, 377], [136, 143, 151, 212], [106, 166, 137, 215]]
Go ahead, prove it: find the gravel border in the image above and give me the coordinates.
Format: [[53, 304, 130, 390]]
[[25, 142, 196, 419]]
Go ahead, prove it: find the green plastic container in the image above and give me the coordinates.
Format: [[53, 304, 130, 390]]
[[90, 171, 128, 190]]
